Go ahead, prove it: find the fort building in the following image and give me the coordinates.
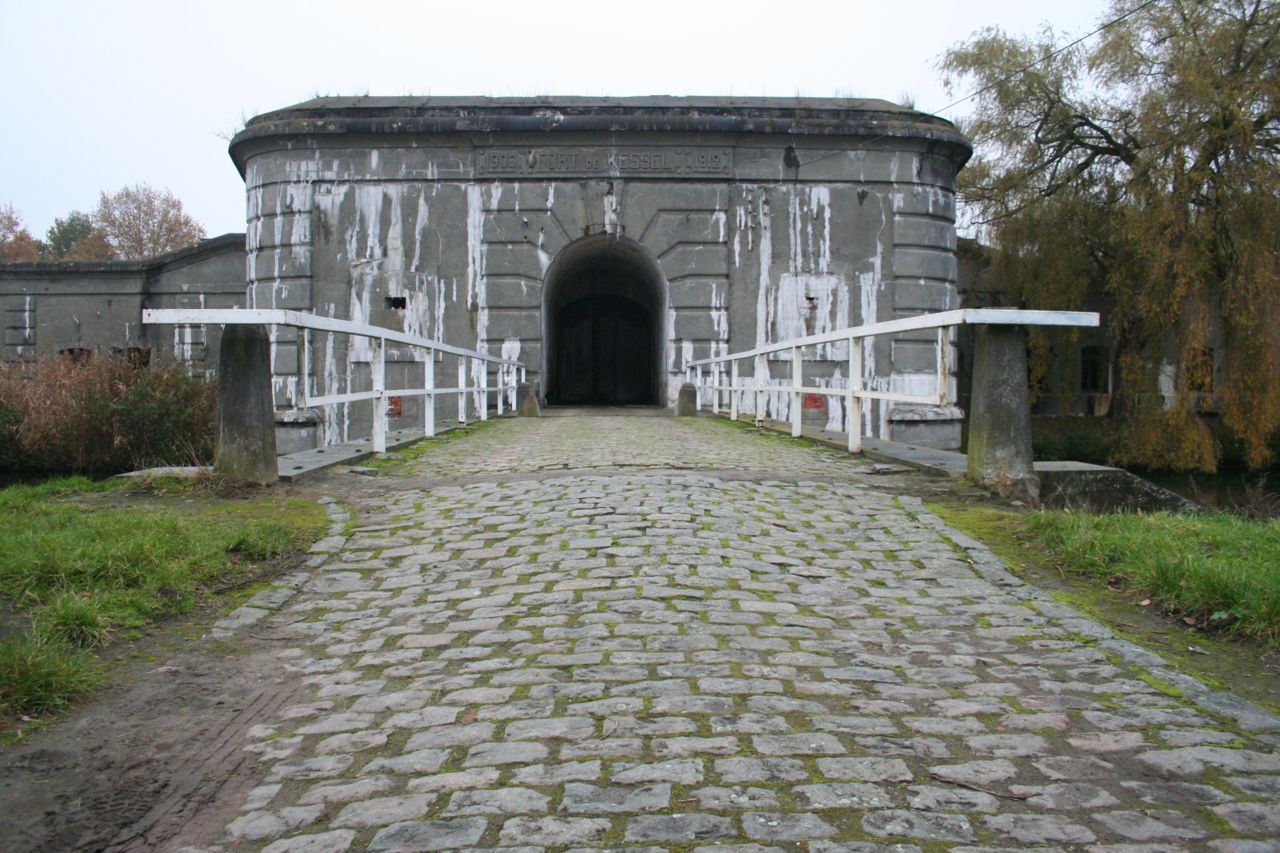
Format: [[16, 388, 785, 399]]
[[4, 97, 977, 451]]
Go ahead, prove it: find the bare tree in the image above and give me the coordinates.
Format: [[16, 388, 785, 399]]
[[93, 184, 205, 260]]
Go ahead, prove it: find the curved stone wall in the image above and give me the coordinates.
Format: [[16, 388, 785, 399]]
[[230, 97, 971, 447]]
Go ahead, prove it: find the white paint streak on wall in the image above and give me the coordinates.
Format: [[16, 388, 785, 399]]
[[860, 202, 889, 438], [710, 282, 729, 359], [321, 305, 342, 442], [824, 368, 847, 433], [466, 184, 497, 411], [13, 295, 34, 356], [537, 228, 552, 276], [755, 193, 772, 348], [271, 186, 286, 285], [434, 276, 447, 341], [500, 337, 521, 409], [810, 187, 831, 274], [603, 188, 619, 236], [666, 305, 678, 405], [411, 190, 431, 274], [386, 192, 405, 286], [788, 189, 804, 272], [1159, 361, 1176, 410], [732, 203, 744, 268]]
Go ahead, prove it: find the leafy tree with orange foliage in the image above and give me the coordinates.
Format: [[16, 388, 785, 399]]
[[943, 0, 1280, 470], [0, 203, 40, 262]]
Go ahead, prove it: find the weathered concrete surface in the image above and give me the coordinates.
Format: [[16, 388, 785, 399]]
[[200, 417, 1279, 850], [676, 383, 698, 416], [0, 234, 245, 369], [516, 383, 541, 418], [232, 96, 971, 446], [967, 325, 1040, 504], [215, 324, 277, 484]]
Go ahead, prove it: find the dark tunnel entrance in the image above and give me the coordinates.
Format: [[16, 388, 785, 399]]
[[545, 239, 663, 406]]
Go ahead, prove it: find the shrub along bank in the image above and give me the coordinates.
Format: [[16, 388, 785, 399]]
[[0, 354, 216, 480], [0, 477, 327, 719]]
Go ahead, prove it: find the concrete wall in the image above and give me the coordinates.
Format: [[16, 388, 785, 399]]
[[232, 97, 972, 449], [0, 235, 246, 372]]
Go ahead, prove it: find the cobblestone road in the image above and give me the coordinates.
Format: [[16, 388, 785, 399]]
[[207, 416, 1280, 852]]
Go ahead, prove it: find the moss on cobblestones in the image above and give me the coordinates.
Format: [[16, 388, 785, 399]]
[[202, 418, 1280, 850]]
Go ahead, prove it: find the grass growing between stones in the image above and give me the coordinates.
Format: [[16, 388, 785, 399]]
[[362, 420, 502, 473], [0, 476, 328, 718]]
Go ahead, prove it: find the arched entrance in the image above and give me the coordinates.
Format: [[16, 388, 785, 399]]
[[544, 236, 665, 406]]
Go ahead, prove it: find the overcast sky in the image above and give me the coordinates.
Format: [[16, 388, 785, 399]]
[[4, 0, 1110, 240]]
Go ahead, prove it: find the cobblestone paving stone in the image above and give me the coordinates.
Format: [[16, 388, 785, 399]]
[[203, 416, 1280, 851]]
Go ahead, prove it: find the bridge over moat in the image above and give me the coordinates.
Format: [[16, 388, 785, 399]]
[[184, 415, 1280, 851]]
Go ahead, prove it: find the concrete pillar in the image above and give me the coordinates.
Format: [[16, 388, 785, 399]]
[[967, 325, 1040, 504], [516, 382, 541, 417], [215, 324, 277, 484], [677, 383, 698, 416]]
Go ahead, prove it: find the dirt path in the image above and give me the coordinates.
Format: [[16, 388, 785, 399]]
[[0, 611, 304, 851]]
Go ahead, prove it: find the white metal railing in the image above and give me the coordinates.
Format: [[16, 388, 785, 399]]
[[142, 308, 525, 453], [685, 308, 1099, 453]]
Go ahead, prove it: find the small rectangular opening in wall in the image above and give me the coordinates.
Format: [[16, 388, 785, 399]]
[[59, 347, 92, 363], [1080, 345, 1110, 393], [114, 346, 151, 368], [384, 296, 407, 310]]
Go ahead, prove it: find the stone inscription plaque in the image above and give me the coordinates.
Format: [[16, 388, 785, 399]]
[[476, 147, 733, 178]]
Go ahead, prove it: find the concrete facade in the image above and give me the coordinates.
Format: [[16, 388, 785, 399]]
[[230, 97, 971, 448], [0, 234, 246, 373]]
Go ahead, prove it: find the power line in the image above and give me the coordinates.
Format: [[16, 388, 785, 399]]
[[798, 0, 1165, 170], [929, 0, 1164, 118]]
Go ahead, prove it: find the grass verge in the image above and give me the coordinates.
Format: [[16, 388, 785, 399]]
[[932, 503, 1280, 646], [0, 476, 327, 719], [1026, 510, 1280, 645], [932, 502, 1280, 714]]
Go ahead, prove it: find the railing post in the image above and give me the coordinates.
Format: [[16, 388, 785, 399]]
[[937, 326, 950, 405], [848, 336, 863, 453], [968, 325, 1039, 504], [754, 353, 765, 427], [729, 360, 739, 422], [299, 328, 311, 407], [712, 362, 721, 415], [424, 353, 436, 438], [695, 365, 703, 411], [497, 363, 505, 416], [458, 356, 468, 425], [214, 324, 277, 484], [371, 336, 386, 453], [790, 346, 802, 438], [480, 359, 489, 421]]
